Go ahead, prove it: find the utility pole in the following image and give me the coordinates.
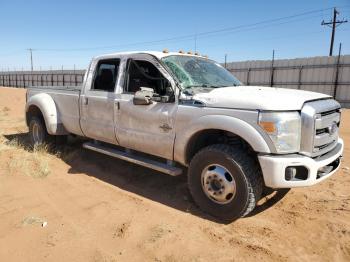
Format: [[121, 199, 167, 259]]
[[224, 54, 227, 68], [27, 48, 34, 71], [333, 42, 342, 98], [270, 49, 275, 87], [321, 8, 348, 56]]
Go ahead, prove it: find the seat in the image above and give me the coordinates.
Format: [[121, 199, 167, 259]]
[[128, 65, 153, 93], [99, 69, 115, 91]]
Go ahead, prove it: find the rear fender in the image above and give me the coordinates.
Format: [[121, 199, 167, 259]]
[[25, 93, 68, 135]]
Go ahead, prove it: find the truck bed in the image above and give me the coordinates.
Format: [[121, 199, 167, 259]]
[[26, 85, 83, 136], [28, 85, 82, 91]]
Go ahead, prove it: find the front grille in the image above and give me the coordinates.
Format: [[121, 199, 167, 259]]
[[316, 141, 335, 150], [320, 109, 338, 116], [300, 99, 341, 157], [316, 128, 327, 135]]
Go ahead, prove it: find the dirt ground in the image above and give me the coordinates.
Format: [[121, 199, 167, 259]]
[[0, 86, 349, 262]]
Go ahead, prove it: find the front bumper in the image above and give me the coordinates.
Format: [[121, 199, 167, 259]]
[[258, 138, 344, 188]]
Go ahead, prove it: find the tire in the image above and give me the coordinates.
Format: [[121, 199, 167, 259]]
[[188, 144, 263, 222], [29, 116, 53, 148]]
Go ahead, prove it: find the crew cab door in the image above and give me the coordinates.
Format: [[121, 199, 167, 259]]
[[115, 54, 178, 160], [80, 58, 121, 144]]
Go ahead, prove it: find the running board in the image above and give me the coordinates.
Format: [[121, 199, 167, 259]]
[[83, 142, 182, 176]]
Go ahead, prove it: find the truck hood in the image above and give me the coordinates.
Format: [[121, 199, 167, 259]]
[[192, 86, 331, 111]]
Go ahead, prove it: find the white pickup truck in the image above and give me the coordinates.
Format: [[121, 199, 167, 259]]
[[25, 51, 343, 221]]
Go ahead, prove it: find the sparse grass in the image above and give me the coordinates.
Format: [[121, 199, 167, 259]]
[[0, 134, 6, 147], [1, 136, 52, 178], [5, 137, 23, 149], [29, 146, 51, 178], [7, 150, 51, 178], [0, 105, 77, 179], [57, 146, 80, 162]]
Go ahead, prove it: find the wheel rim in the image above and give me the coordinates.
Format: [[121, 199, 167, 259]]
[[201, 164, 236, 204], [32, 122, 43, 144]]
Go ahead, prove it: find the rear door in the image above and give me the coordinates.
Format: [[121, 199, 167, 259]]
[[115, 54, 178, 160], [80, 58, 121, 144]]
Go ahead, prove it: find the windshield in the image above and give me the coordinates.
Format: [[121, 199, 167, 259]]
[[161, 55, 242, 91]]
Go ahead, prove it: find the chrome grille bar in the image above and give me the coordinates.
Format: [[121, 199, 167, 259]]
[[301, 99, 341, 157], [315, 112, 340, 129]]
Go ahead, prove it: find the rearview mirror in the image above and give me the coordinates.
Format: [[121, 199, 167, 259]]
[[133, 87, 154, 105]]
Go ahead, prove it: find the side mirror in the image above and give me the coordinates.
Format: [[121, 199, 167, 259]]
[[133, 87, 154, 105]]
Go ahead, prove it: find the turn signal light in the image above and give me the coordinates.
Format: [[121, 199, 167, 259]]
[[259, 121, 276, 133]]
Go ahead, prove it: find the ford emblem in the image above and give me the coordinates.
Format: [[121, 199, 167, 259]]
[[327, 122, 338, 135]]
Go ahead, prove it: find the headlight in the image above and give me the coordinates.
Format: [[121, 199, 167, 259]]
[[258, 111, 301, 153]]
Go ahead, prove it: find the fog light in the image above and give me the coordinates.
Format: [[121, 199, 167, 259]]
[[285, 167, 297, 181], [285, 166, 309, 181]]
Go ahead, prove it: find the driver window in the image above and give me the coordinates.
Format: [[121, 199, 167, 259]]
[[124, 59, 172, 96]]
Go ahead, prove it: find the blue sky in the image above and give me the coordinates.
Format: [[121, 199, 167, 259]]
[[0, 0, 349, 70]]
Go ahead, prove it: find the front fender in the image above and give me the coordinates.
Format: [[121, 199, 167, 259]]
[[26, 93, 68, 135], [174, 114, 272, 165]]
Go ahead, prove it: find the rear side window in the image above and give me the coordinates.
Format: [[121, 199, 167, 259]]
[[92, 59, 120, 92]]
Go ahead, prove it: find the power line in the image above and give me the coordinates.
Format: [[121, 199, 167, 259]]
[[208, 27, 350, 59], [34, 6, 337, 52], [2, 5, 350, 70], [190, 13, 326, 43], [321, 7, 348, 56]]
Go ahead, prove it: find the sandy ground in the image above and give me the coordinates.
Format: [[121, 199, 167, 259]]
[[0, 86, 349, 262]]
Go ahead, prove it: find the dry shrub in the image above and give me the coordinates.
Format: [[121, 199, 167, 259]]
[[58, 147, 80, 162], [1, 136, 51, 178]]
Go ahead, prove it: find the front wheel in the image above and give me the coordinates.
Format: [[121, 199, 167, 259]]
[[188, 144, 263, 222]]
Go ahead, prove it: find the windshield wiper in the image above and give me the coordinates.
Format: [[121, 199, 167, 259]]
[[182, 84, 229, 95], [182, 85, 211, 95], [185, 84, 208, 88]]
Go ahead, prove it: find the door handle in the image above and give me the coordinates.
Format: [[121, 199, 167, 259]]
[[159, 123, 172, 132], [83, 97, 88, 105], [116, 101, 120, 110]]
